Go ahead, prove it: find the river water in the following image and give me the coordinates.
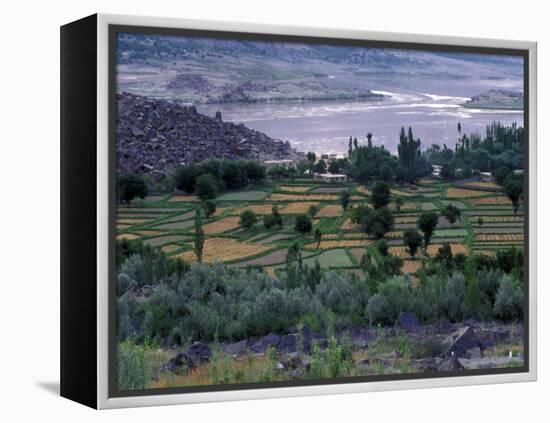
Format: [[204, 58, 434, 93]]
[[198, 89, 523, 155]]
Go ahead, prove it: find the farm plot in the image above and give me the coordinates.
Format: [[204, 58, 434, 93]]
[[420, 202, 437, 210], [134, 230, 163, 237], [389, 243, 468, 258], [317, 204, 344, 217], [217, 190, 269, 201], [397, 202, 417, 211], [474, 227, 523, 234], [433, 228, 469, 238], [466, 209, 522, 216], [302, 249, 353, 268], [161, 244, 183, 254], [233, 248, 315, 267], [280, 202, 320, 215], [460, 181, 502, 190], [202, 216, 241, 234], [305, 240, 371, 250], [269, 193, 337, 202], [446, 188, 489, 198], [391, 188, 413, 197], [117, 218, 152, 225], [310, 186, 348, 194], [470, 196, 513, 206], [158, 210, 196, 223], [143, 235, 191, 247], [475, 234, 524, 242], [116, 233, 140, 241], [324, 233, 369, 240], [401, 260, 422, 274], [349, 248, 366, 263], [278, 185, 312, 193], [470, 215, 523, 223], [168, 195, 200, 202], [154, 219, 195, 231], [395, 216, 419, 224], [254, 234, 295, 244], [234, 204, 274, 215], [340, 218, 361, 231], [356, 186, 370, 195], [176, 237, 271, 263]]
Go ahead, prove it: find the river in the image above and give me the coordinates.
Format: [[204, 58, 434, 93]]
[[198, 89, 523, 155]]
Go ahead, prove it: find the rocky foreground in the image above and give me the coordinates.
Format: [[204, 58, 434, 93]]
[[160, 314, 524, 380], [116, 92, 303, 179]]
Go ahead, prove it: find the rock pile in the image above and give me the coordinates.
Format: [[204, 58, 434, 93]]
[[116, 92, 302, 179]]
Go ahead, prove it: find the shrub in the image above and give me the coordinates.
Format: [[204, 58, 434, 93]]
[[202, 200, 217, 219], [295, 214, 312, 234], [174, 164, 200, 193], [340, 190, 351, 211], [403, 229, 422, 258], [239, 210, 258, 229], [440, 272, 466, 322], [195, 173, 218, 200], [366, 293, 390, 326], [117, 341, 150, 390], [493, 275, 523, 321], [370, 181, 390, 209], [117, 173, 148, 204]]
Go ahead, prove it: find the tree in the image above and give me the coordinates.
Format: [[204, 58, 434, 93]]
[[348, 137, 353, 157], [295, 215, 312, 234], [403, 229, 422, 258], [174, 164, 199, 193], [264, 206, 282, 229], [307, 151, 316, 163], [371, 181, 390, 209], [362, 207, 394, 239], [441, 204, 461, 225], [222, 161, 247, 189], [308, 204, 319, 217], [477, 217, 484, 226], [504, 176, 523, 214], [314, 228, 322, 250], [313, 160, 327, 174], [340, 190, 351, 211], [118, 173, 148, 205], [202, 200, 216, 219], [194, 173, 218, 201], [418, 211, 439, 250], [239, 210, 257, 229], [394, 196, 405, 212], [193, 210, 204, 262], [397, 127, 429, 182], [493, 275, 523, 321]]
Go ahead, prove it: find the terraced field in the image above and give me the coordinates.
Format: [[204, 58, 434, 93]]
[[116, 177, 524, 277]]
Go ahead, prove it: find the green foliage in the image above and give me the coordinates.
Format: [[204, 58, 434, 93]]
[[117, 173, 148, 204], [397, 127, 430, 181], [394, 196, 405, 212], [295, 214, 313, 234], [202, 200, 217, 219], [314, 228, 322, 250], [440, 272, 466, 322], [441, 204, 461, 225], [193, 210, 204, 262], [349, 140, 399, 183], [403, 229, 422, 258], [117, 341, 149, 390], [313, 160, 327, 174], [195, 173, 218, 200], [370, 181, 390, 209], [417, 211, 439, 249], [239, 209, 258, 229], [361, 206, 394, 239], [174, 164, 200, 193], [339, 190, 351, 211], [493, 275, 523, 321], [504, 174, 523, 214], [264, 205, 283, 229], [308, 204, 319, 217]]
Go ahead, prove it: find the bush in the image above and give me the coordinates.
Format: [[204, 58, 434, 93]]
[[239, 210, 258, 229], [493, 275, 523, 321], [440, 272, 466, 322], [117, 173, 148, 204], [370, 181, 390, 209], [295, 214, 312, 234], [174, 164, 200, 193], [366, 294, 389, 326], [117, 341, 150, 390], [195, 173, 218, 200]]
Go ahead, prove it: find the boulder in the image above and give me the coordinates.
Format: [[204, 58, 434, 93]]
[[442, 326, 484, 358], [437, 355, 464, 371], [278, 334, 297, 353], [250, 333, 280, 353], [221, 340, 248, 357], [161, 342, 212, 373]]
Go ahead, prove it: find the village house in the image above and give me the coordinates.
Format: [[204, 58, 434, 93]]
[[263, 159, 296, 169], [480, 171, 495, 182], [314, 173, 348, 183]]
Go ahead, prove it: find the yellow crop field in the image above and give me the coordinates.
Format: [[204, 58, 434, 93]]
[[116, 233, 140, 241], [385, 231, 404, 238], [418, 177, 437, 185], [117, 218, 151, 225], [470, 196, 512, 206], [280, 201, 320, 215], [399, 202, 417, 210], [475, 234, 524, 242], [168, 195, 200, 202], [135, 230, 163, 236], [234, 204, 274, 215], [324, 233, 369, 240], [278, 185, 312, 193], [446, 188, 488, 198], [395, 216, 418, 223], [464, 181, 502, 189], [305, 240, 371, 250], [390, 243, 468, 258], [212, 207, 232, 216], [401, 260, 421, 273], [317, 204, 343, 217], [117, 224, 131, 231], [356, 186, 370, 195], [471, 215, 523, 223], [176, 237, 270, 263], [202, 216, 241, 234], [161, 244, 181, 254], [269, 193, 338, 202]]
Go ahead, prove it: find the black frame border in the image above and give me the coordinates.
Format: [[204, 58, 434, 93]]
[[107, 23, 531, 399]]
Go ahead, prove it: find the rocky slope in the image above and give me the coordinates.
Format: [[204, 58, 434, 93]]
[[116, 93, 303, 179]]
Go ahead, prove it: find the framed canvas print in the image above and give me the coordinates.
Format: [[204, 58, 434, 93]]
[[60, 14, 537, 409]]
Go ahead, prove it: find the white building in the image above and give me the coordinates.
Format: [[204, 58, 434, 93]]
[[480, 171, 494, 182], [314, 173, 348, 183], [432, 164, 443, 177], [263, 159, 295, 169]]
